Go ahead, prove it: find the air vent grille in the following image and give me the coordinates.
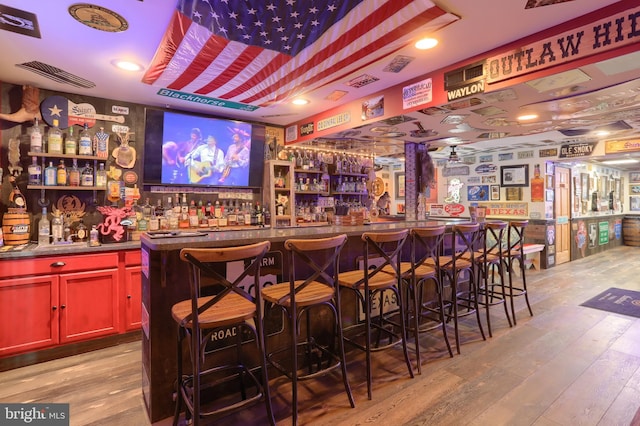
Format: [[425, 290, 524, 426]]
[[444, 61, 486, 90], [16, 61, 96, 88]]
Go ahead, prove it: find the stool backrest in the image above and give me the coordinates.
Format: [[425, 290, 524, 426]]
[[411, 225, 446, 272], [483, 221, 508, 260], [179, 241, 271, 327], [506, 220, 529, 259], [280, 234, 348, 306], [359, 229, 409, 288], [444, 223, 481, 270]]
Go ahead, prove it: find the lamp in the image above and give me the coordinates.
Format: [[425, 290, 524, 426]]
[[447, 146, 461, 164]]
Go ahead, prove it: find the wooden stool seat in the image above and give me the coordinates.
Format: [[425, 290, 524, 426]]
[[338, 268, 398, 290], [171, 293, 256, 329], [262, 280, 334, 307]]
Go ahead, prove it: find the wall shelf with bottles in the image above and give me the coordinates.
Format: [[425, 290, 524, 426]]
[[27, 185, 104, 191], [27, 152, 107, 161]]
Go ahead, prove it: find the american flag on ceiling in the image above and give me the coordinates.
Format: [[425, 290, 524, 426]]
[[142, 0, 459, 107]]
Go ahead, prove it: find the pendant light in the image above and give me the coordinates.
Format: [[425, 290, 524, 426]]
[[447, 146, 461, 164]]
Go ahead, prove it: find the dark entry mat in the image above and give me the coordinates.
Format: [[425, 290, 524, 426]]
[[580, 288, 640, 318]]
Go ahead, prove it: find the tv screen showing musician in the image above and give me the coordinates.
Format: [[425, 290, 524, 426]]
[[160, 112, 252, 186]]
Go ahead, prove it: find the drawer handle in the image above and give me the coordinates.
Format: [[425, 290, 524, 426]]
[[61, 304, 66, 309], [127, 294, 132, 299], [52, 305, 57, 311], [50, 261, 66, 267]]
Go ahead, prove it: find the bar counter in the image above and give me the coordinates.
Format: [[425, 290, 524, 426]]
[[140, 218, 467, 422]]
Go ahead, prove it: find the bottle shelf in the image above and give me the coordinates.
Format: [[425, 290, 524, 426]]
[[28, 185, 105, 191], [28, 152, 107, 161]]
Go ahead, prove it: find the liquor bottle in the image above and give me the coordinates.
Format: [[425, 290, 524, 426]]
[[51, 211, 64, 244], [94, 127, 109, 158], [81, 162, 94, 186], [244, 202, 251, 226], [76, 219, 88, 243], [47, 119, 63, 154], [95, 163, 107, 188], [227, 201, 237, 226], [28, 157, 42, 186], [44, 161, 57, 186], [149, 200, 161, 231], [188, 200, 199, 228], [214, 200, 222, 218], [68, 159, 80, 187], [89, 225, 101, 247], [65, 126, 77, 155], [79, 123, 92, 155], [30, 117, 43, 153], [172, 195, 182, 218], [57, 159, 68, 186], [9, 176, 27, 210], [179, 193, 190, 229], [256, 202, 264, 227], [142, 198, 154, 219], [531, 164, 544, 202], [165, 196, 178, 230]]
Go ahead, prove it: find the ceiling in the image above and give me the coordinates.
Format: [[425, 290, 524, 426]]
[[1, 0, 639, 169]]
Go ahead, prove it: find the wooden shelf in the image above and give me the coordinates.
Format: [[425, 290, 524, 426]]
[[28, 185, 105, 191]]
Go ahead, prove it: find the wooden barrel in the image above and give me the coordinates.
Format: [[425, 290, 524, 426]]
[[2, 210, 31, 246], [622, 216, 640, 247]]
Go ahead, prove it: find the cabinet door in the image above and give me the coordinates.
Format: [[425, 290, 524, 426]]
[[0, 275, 59, 356], [59, 269, 119, 343], [124, 266, 142, 331]]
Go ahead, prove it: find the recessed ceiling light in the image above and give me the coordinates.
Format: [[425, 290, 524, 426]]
[[112, 60, 143, 72], [292, 98, 309, 105], [594, 130, 610, 137], [415, 38, 438, 50], [517, 113, 538, 121]]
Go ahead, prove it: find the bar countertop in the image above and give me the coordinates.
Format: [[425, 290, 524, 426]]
[[140, 218, 471, 251]]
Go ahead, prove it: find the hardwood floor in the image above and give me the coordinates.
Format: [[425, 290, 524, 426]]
[[1, 245, 640, 426]]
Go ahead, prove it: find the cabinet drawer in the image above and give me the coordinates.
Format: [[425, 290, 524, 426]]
[[0, 252, 119, 279], [124, 250, 141, 266]]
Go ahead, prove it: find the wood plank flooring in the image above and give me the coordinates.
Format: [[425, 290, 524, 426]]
[[1, 245, 640, 425]]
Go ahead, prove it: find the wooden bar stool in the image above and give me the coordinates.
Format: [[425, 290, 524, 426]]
[[261, 234, 354, 425], [338, 229, 414, 400], [503, 220, 534, 324], [406, 225, 454, 374], [440, 223, 486, 354], [172, 241, 275, 426], [474, 221, 512, 337]]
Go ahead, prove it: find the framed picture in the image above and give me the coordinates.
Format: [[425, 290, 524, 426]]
[[505, 187, 523, 201], [546, 189, 554, 202], [467, 185, 489, 201], [490, 185, 500, 200], [631, 185, 640, 195], [545, 161, 555, 175], [395, 173, 405, 199], [500, 164, 529, 187], [630, 172, 640, 183], [631, 196, 640, 211]]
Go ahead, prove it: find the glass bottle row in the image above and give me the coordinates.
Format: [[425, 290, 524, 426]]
[[29, 157, 107, 187], [29, 118, 109, 157]]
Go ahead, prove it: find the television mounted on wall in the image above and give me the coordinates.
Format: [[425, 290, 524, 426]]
[[143, 108, 265, 188]]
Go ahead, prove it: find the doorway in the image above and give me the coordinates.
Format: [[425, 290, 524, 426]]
[[554, 166, 571, 265]]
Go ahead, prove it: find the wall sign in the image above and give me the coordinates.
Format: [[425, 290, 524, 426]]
[[558, 142, 597, 158], [0, 4, 40, 38]]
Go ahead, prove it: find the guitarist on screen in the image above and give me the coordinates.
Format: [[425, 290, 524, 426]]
[[184, 135, 225, 184], [218, 130, 250, 185]]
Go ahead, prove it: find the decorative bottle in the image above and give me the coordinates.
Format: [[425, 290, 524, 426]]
[[81, 162, 94, 186], [56, 159, 67, 186], [38, 207, 50, 246], [47, 119, 63, 154], [531, 164, 544, 202], [65, 126, 77, 155], [28, 157, 42, 186], [9, 176, 27, 210], [30, 117, 43, 153], [79, 123, 92, 155], [44, 161, 57, 186]]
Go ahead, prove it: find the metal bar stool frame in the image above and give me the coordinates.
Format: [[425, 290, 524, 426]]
[[172, 241, 275, 426], [406, 225, 454, 374], [503, 220, 534, 324], [338, 229, 414, 400], [440, 223, 486, 354], [475, 221, 512, 337], [261, 234, 355, 426]]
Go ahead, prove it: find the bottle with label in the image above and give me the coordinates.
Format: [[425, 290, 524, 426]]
[[30, 117, 43, 153], [81, 162, 94, 186], [56, 159, 67, 186], [47, 119, 63, 154], [179, 193, 189, 229], [68, 159, 80, 187], [89, 225, 101, 247], [51, 211, 63, 244], [95, 163, 107, 188], [531, 164, 545, 202], [214, 200, 222, 218], [65, 126, 77, 155], [38, 207, 51, 246], [9, 176, 27, 210], [44, 161, 57, 186], [79, 123, 92, 155], [188, 200, 199, 228], [28, 157, 42, 186], [76, 219, 88, 243], [94, 127, 109, 158]]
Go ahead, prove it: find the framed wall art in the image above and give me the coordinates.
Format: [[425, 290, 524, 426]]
[[500, 164, 529, 187], [395, 172, 405, 199], [490, 185, 500, 200], [505, 187, 523, 201], [630, 172, 640, 183]]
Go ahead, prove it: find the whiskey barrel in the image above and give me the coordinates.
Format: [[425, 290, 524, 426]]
[[2, 209, 31, 246], [622, 216, 640, 247]]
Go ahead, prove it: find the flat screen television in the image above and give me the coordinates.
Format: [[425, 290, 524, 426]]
[[143, 108, 265, 188]]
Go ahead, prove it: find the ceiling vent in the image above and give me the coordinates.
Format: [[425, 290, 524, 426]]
[[444, 61, 486, 91], [16, 61, 96, 88]]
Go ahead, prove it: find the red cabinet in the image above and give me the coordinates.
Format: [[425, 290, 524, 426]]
[[0, 275, 59, 356], [0, 249, 141, 357]]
